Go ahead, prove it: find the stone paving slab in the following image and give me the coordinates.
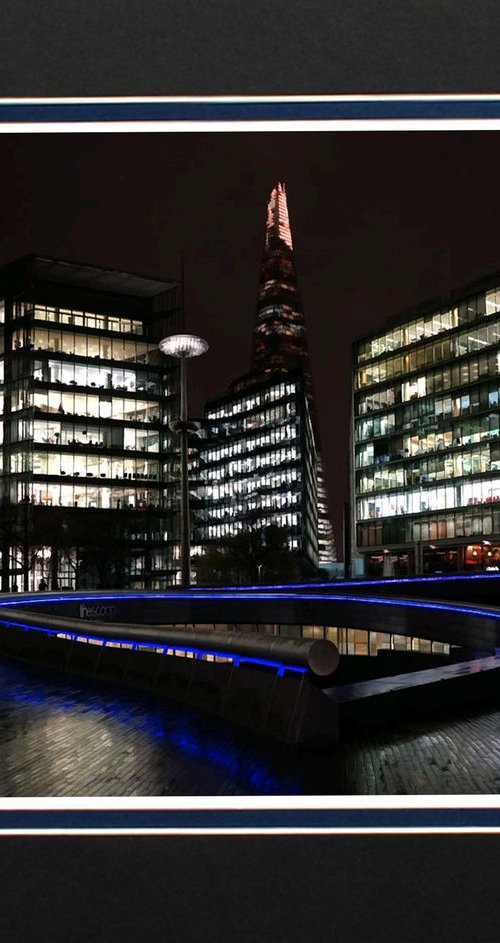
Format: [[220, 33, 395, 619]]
[[0, 659, 309, 796], [2, 657, 500, 795], [339, 710, 500, 794]]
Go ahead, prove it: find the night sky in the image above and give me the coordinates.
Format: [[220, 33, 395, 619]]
[[2, 130, 500, 555]]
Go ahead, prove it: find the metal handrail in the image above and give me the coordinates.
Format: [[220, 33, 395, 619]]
[[0, 607, 340, 677]]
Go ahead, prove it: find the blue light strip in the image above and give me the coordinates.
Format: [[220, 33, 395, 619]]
[[0, 617, 307, 675], [189, 571, 500, 592], [2, 588, 500, 620], [4, 569, 500, 611]]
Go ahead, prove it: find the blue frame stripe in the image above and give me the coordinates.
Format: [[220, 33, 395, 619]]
[[0, 808, 499, 831], [2, 99, 500, 123]]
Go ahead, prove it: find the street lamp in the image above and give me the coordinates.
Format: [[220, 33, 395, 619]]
[[158, 333, 209, 586]]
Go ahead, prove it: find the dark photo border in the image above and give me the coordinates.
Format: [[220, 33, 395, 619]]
[[2, 85, 500, 940]]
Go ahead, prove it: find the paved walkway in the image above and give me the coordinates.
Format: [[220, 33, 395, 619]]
[[340, 711, 500, 794], [1, 657, 500, 795], [0, 659, 311, 796]]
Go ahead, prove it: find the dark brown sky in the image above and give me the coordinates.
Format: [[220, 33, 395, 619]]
[[1, 130, 500, 555]]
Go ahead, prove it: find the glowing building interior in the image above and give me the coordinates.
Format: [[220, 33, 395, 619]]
[[352, 276, 500, 577], [0, 256, 182, 590]]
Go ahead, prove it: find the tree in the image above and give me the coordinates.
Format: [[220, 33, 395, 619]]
[[260, 523, 301, 582], [195, 524, 301, 585], [193, 545, 233, 585]]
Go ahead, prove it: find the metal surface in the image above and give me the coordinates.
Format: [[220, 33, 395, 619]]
[[0, 607, 339, 676], [159, 333, 208, 587], [179, 353, 190, 586], [5, 579, 500, 654]]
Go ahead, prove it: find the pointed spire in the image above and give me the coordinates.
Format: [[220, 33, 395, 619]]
[[252, 181, 337, 566], [251, 181, 309, 379], [266, 182, 293, 251]]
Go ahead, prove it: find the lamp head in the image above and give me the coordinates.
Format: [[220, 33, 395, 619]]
[[159, 333, 209, 359]]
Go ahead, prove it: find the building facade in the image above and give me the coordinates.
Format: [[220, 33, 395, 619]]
[[194, 182, 336, 576], [0, 256, 182, 591], [352, 272, 500, 577], [195, 369, 319, 572], [252, 182, 336, 569]]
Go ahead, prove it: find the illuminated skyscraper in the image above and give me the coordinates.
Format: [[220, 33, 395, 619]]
[[352, 272, 500, 578], [252, 182, 310, 382], [196, 183, 335, 575], [196, 368, 319, 573], [252, 182, 336, 567], [0, 255, 182, 591]]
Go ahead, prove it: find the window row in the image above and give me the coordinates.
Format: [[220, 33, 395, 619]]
[[26, 303, 143, 335], [13, 327, 157, 364], [11, 451, 161, 480], [203, 470, 301, 500], [356, 350, 500, 417], [8, 546, 173, 594], [357, 507, 500, 547], [356, 288, 500, 364], [199, 512, 301, 541], [257, 303, 301, 322], [22, 419, 160, 452], [19, 482, 162, 510], [300, 625, 449, 657], [357, 445, 497, 492], [355, 381, 500, 442], [356, 415, 500, 467], [27, 358, 163, 394], [256, 321, 304, 339], [206, 382, 297, 420], [21, 389, 163, 423], [357, 477, 500, 520], [200, 423, 299, 463], [208, 402, 297, 438], [200, 494, 300, 521], [356, 318, 500, 388], [204, 448, 300, 480], [356, 351, 500, 416]]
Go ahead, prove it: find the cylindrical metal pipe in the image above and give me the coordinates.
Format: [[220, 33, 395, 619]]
[[179, 352, 187, 423], [0, 609, 340, 676], [179, 354, 191, 587], [158, 335, 208, 589]]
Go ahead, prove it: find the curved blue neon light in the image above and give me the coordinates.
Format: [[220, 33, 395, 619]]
[[1, 588, 500, 621], [0, 586, 498, 675], [189, 571, 500, 592]]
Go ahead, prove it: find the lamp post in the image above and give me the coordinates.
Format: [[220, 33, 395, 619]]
[[158, 333, 208, 587]]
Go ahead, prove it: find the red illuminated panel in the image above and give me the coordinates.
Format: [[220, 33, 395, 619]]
[[465, 544, 482, 565]]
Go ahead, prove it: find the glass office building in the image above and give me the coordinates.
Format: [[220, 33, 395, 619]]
[[251, 182, 336, 568], [352, 272, 500, 577], [196, 369, 319, 570], [0, 255, 182, 590]]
